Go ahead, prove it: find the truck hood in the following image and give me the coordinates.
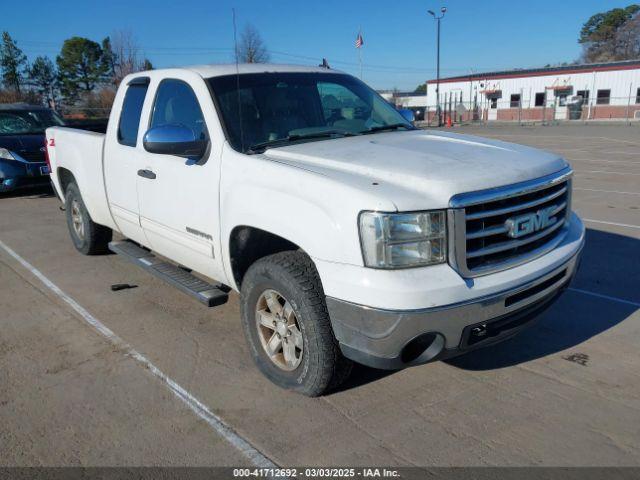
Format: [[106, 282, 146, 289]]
[[262, 129, 569, 210]]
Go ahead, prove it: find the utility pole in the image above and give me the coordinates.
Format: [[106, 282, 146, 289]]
[[428, 7, 447, 127]]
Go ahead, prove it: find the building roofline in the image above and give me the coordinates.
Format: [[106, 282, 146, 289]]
[[426, 59, 640, 84]]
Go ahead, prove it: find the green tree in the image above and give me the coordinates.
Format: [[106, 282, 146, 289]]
[[579, 4, 640, 62], [101, 36, 117, 82], [56, 36, 108, 103], [142, 58, 153, 71], [414, 83, 426, 95], [28, 56, 58, 106], [0, 31, 28, 93]]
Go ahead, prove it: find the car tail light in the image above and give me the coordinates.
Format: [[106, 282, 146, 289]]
[[44, 137, 53, 173]]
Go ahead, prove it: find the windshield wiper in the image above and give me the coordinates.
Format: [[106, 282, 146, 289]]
[[247, 130, 358, 153], [361, 123, 415, 134]]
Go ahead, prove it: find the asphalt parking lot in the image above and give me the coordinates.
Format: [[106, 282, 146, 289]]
[[1, 124, 639, 467]]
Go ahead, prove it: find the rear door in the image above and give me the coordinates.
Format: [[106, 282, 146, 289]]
[[103, 77, 150, 244], [137, 76, 225, 282]]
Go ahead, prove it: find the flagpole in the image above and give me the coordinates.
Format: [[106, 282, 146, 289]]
[[358, 27, 363, 80]]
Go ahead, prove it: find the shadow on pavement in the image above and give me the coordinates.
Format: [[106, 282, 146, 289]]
[[447, 228, 638, 371], [331, 363, 396, 393], [0, 185, 54, 200]]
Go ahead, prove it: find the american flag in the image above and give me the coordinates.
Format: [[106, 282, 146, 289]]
[[355, 32, 364, 49]]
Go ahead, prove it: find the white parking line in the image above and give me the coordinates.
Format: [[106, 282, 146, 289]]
[[576, 170, 640, 176], [583, 218, 640, 229], [570, 159, 640, 166], [575, 188, 640, 196], [0, 239, 276, 469], [595, 136, 640, 147], [599, 151, 640, 157], [569, 288, 640, 308]]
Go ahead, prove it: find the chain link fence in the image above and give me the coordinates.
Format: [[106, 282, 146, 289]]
[[396, 92, 640, 128]]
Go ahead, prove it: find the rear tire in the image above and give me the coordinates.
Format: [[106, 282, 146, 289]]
[[65, 182, 112, 255], [240, 251, 352, 397]]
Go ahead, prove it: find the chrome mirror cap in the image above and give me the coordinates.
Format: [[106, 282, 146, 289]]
[[143, 125, 208, 159]]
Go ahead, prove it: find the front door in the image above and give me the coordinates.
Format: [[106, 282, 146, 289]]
[[554, 93, 568, 120], [137, 77, 225, 281], [488, 97, 498, 120]]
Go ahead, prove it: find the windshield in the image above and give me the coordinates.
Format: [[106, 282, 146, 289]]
[[207, 72, 414, 153], [0, 109, 65, 136]]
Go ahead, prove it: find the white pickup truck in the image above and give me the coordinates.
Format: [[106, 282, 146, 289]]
[[46, 64, 585, 396]]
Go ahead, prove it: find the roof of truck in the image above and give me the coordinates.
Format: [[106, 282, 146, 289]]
[[178, 63, 342, 78]]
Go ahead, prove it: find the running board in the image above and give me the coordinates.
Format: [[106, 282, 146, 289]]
[[108, 241, 228, 307]]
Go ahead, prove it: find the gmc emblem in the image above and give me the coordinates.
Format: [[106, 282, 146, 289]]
[[505, 205, 557, 239]]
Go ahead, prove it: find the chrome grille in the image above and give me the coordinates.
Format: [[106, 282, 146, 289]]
[[449, 167, 573, 277]]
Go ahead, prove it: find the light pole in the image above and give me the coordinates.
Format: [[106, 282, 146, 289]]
[[428, 7, 446, 127]]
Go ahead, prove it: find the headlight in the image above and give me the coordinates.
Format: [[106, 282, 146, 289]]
[[0, 148, 17, 161], [359, 210, 447, 269]]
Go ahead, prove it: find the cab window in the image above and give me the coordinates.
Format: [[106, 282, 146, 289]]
[[150, 79, 207, 140], [118, 81, 149, 147]]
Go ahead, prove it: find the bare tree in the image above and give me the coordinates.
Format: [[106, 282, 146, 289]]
[[615, 12, 640, 59], [237, 24, 270, 63], [106, 29, 147, 86], [580, 5, 640, 62]]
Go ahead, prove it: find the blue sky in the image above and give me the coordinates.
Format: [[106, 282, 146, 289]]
[[3, 0, 630, 90]]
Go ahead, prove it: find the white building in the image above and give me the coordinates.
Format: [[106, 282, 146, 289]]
[[422, 60, 640, 122], [378, 91, 430, 120]]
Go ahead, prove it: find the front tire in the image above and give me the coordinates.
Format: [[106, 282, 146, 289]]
[[65, 182, 112, 255], [240, 251, 352, 397]]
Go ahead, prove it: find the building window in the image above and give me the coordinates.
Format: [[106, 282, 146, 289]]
[[596, 89, 610, 105], [535, 92, 545, 107], [510, 94, 521, 108], [577, 90, 589, 102], [490, 97, 498, 109], [636, 87, 640, 104], [558, 95, 567, 107]]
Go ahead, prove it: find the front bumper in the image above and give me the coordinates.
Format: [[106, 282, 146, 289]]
[[325, 216, 585, 370], [0, 159, 49, 192]]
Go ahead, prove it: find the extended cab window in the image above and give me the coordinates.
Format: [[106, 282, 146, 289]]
[[118, 81, 149, 146], [150, 79, 207, 140]]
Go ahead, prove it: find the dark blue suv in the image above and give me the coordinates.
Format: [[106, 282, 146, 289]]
[[0, 103, 65, 192]]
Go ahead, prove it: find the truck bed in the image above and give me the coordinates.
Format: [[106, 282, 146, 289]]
[[46, 127, 116, 230]]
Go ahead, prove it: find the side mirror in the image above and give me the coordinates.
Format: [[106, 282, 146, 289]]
[[143, 125, 208, 159], [398, 108, 415, 123]]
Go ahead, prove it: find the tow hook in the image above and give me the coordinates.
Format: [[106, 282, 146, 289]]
[[471, 324, 488, 338]]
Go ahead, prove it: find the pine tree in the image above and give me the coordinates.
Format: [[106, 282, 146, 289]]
[[28, 56, 58, 106], [56, 36, 108, 103], [0, 31, 28, 93]]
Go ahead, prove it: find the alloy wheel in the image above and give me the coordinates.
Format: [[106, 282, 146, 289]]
[[255, 289, 304, 371]]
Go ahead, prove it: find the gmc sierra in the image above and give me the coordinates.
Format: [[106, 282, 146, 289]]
[[46, 64, 585, 396]]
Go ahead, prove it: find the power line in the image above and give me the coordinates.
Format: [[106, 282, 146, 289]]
[[15, 37, 488, 74]]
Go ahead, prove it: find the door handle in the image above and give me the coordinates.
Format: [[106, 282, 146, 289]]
[[137, 169, 156, 179]]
